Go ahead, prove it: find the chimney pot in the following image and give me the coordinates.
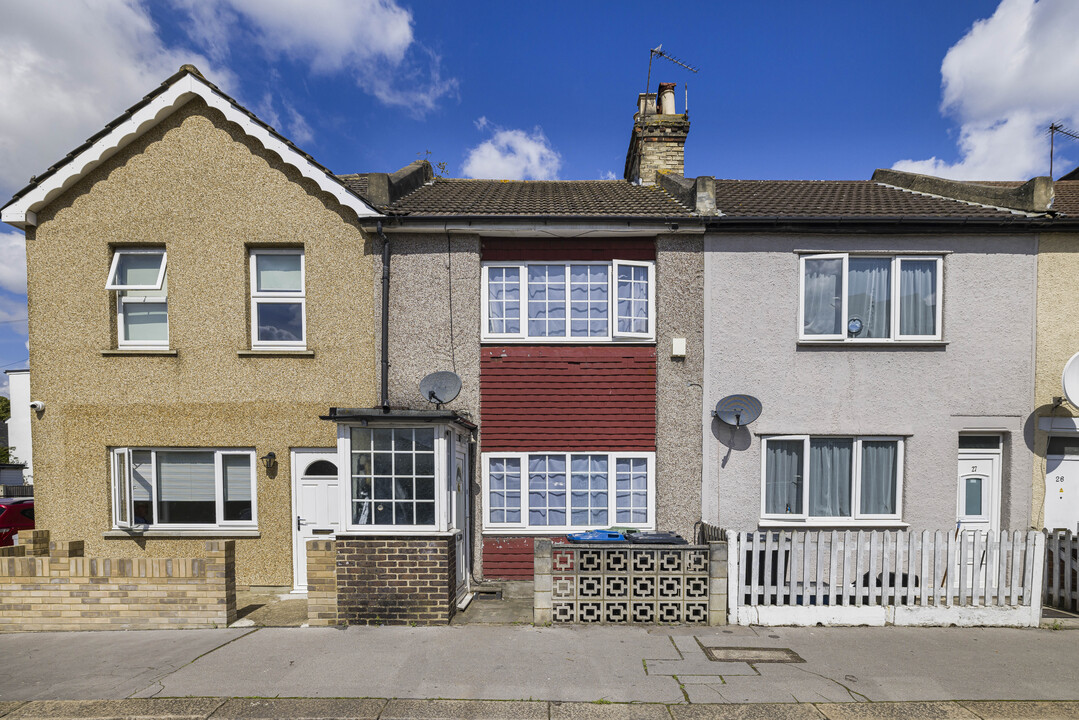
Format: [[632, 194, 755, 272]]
[[657, 83, 677, 114]]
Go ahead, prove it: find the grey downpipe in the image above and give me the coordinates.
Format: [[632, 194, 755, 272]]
[[378, 220, 390, 412]]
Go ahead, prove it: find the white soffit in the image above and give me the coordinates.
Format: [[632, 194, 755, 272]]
[[0, 73, 379, 227]]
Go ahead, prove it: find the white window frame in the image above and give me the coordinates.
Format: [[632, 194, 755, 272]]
[[481, 260, 656, 343], [759, 435, 904, 525], [250, 248, 306, 349], [799, 253, 943, 343], [107, 248, 169, 349], [482, 450, 656, 534], [109, 447, 258, 530], [337, 422, 453, 534]]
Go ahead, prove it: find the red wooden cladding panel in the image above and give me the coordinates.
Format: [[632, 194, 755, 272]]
[[481, 238, 655, 262], [482, 536, 568, 580], [480, 346, 656, 451]]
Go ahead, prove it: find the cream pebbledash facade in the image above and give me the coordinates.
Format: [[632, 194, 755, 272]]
[[1, 67, 380, 586]]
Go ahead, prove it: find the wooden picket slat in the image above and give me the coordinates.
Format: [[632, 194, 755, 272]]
[[1023, 530, 1036, 607], [1010, 530, 1022, 606], [815, 532, 826, 607], [828, 530, 839, 608], [972, 531, 983, 606], [751, 531, 762, 605], [763, 531, 775, 606], [841, 530, 853, 607]]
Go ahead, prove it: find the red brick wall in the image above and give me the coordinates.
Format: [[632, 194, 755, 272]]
[[480, 346, 657, 451], [335, 535, 456, 625]]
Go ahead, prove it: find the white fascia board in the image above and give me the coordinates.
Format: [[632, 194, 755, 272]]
[[1, 74, 378, 227]]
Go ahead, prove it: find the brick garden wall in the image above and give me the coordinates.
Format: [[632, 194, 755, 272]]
[[307, 535, 457, 626], [0, 531, 236, 631]]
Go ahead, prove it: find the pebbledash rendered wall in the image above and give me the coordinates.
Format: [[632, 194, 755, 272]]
[[24, 98, 377, 587], [703, 233, 1037, 533]]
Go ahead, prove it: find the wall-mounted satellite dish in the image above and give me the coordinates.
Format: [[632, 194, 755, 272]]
[[420, 371, 462, 407], [1062, 352, 1079, 407], [714, 394, 762, 427]]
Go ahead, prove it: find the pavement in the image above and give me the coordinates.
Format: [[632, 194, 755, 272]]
[[1, 625, 1079, 718]]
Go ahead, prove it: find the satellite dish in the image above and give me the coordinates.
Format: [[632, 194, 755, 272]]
[[714, 394, 762, 427], [1062, 352, 1079, 407], [420, 371, 462, 406]]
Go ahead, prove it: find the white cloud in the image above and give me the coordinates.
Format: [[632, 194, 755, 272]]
[[463, 127, 561, 180], [254, 92, 314, 146], [173, 0, 457, 116], [0, 232, 26, 295], [0, 0, 227, 198], [474, 116, 489, 131], [600, 171, 617, 180], [894, 0, 1079, 180]]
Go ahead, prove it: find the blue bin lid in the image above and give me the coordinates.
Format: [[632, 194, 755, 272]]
[[566, 530, 627, 543]]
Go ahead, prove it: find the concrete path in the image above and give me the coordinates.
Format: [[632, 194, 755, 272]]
[[1, 625, 1078, 714]]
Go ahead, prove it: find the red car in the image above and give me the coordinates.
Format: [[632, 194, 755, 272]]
[[0, 497, 34, 547]]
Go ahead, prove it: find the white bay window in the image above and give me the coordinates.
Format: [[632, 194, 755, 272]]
[[761, 436, 903, 524], [111, 448, 256, 529], [482, 260, 654, 342], [800, 254, 941, 342], [483, 451, 655, 532]]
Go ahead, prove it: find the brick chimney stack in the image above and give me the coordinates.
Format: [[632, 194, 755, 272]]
[[623, 82, 690, 185]]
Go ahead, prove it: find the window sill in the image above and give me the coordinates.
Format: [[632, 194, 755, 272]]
[[103, 529, 261, 539], [797, 340, 947, 348], [481, 339, 656, 345], [237, 349, 315, 357], [336, 529, 461, 537], [101, 349, 178, 356], [757, 519, 909, 529], [483, 526, 655, 536]]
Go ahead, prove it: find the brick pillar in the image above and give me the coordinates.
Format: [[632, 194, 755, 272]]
[[534, 538, 553, 625], [708, 541, 728, 626], [18, 529, 49, 557], [48, 540, 84, 558], [205, 540, 237, 626], [306, 539, 339, 626]]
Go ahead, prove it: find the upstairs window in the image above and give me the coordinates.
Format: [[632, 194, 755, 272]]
[[106, 248, 168, 348], [482, 260, 654, 342], [250, 249, 305, 349], [800, 254, 942, 342]]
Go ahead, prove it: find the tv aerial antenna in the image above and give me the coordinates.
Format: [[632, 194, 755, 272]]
[[644, 45, 699, 116], [1048, 123, 1079, 179]]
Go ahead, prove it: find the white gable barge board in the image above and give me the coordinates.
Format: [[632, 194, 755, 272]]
[[1, 74, 379, 227]]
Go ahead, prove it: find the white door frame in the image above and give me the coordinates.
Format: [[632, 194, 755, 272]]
[[452, 431, 471, 603], [290, 448, 340, 593]]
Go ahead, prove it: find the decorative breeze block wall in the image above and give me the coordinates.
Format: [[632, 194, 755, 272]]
[[0, 531, 236, 631]]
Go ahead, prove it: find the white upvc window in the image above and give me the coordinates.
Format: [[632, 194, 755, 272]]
[[106, 248, 168, 348], [250, 248, 306, 349], [110, 448, 257, 529], [481, 260, 655, 342], [760, 436, 903, 524], [483, 451, 655, 533], [800, 254, 942, 342]]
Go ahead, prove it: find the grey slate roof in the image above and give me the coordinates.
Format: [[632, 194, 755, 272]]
[[380, 179, 694, 217]]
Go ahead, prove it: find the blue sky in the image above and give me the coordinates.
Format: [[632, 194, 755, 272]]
[[2, 0, 1078, 393]]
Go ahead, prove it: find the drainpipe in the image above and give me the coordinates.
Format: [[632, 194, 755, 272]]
[[377, 220, 390, 412]]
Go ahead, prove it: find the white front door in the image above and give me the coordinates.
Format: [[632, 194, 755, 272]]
[[452, 433, 471, 602], [291, 450, 341, 592], [956, 436, 1002, 583], [1045, 435, 1079, 531]]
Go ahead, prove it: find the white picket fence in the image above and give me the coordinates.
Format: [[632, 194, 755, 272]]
[[728, 529, 1044, 627], [1044, 530, 1079, 613]]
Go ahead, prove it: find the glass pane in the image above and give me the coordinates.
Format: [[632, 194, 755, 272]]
[[527, 265, 567, 337], [570, 454, 607, 525], [803, 258, 843, 335], [847, 258, 891, 338], [222, 455, 253, 521], [860, 441, 897, 515], [415, 429, 434, 452], [613, 457, 647, 523], [373, 429, 392, 451], [899, 259, 937, 336], [415, 502, 435, 525], [488, 457, 521, 522], [965, 477, 983, 516], [569, 265, 608, 337], [958, 435, 1001, 450], [808, 439, 852, 517], [255, 252, 302, 292], [256, 302, 303, 343], [351, 427, 372, 451], [395, 503, 414, 525], [353, 500, 372, 525], [114, 453, 129, 525], [112, 252, 164, 287], [351, 452, 371, 478], [616, 265, 649, 334], [765, 439, 804, 514], [156, 451, 216, 524], [1048, 436, 1079, 456], [415, 452, 434, 476], [415, 478, 434, 500], [131, 451, 153, 524], [393, 428, 413, 452], [374, 502, 393, 525], [488, 267, 521, 334], [304, 460, 337, 476], [123, 302, 168, 342]]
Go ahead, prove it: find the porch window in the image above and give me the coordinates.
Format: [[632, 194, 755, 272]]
[[349, 427, 436, 527], [484, 451, 654, 532]]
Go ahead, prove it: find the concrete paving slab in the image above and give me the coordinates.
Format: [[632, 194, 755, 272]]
[[548, 702, 672, 720], [670, 703, 826, 719], [0, 704, 25, 718], [0, 631, 251, 701], [208, 698, 386, 719], [816, 701, 979, 719], [705, 675, 856, 705], [682, 685, 727, 703], [152, 627, 686, 704], [379, 699, 547, 719], [957, 701, 1079, 719], [5, 698, 226, 719], [671, 635, 703, 655]]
